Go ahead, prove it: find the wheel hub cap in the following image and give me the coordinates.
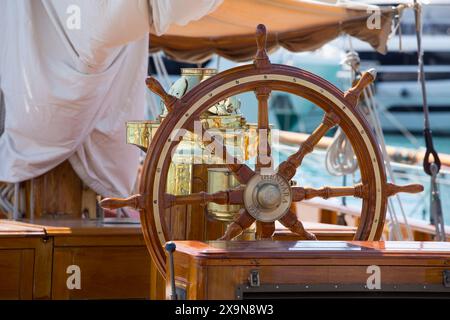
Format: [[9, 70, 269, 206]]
[[244, 173, 292, 222]]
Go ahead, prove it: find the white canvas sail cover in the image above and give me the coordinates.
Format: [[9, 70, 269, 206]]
[[0, 0, 222, 197], [150, 0, 397, 63]]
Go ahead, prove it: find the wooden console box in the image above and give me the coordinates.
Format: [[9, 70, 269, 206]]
[[0, 220, 151, 299], [168, 240, 450, 299]]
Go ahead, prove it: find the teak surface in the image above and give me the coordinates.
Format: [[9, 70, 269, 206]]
[[0, 220, 151, 299], [168, 240, 450, 299]]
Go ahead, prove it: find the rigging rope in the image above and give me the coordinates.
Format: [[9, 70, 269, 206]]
[[414, 0, 445, 240], [0, 87, 4, 136], [13, 182, 20, 220], [414, 1, 441, 174]]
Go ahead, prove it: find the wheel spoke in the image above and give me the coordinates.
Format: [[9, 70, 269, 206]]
[[219, 209, 255, 240], [279, 210, 317, 240], [255, 87, 272, 172], [100, 194, 144, 210], [290, 183, 424, 202], [291, 183, 367, 201], [188, 122, 255, 184], [164, 188, 244, 208], [385, 183, 423, 196], [344, 69, 377, 107], [146, 77, 178, 112], [277, 112, 340, 180]]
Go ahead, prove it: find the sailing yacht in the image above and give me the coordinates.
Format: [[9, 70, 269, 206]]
[[352, 0, 450, 134]]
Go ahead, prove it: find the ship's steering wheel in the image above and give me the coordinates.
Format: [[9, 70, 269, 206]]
[[101, 25, 423, 275]]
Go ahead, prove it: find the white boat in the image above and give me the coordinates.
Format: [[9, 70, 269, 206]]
[[350, 0, 450, 134]]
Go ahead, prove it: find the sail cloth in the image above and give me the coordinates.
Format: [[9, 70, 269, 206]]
[[150, 0, 397, 63], [0, 0, 222, 197]]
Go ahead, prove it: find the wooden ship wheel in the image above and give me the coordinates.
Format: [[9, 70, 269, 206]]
[[101, 25, 423, 276]]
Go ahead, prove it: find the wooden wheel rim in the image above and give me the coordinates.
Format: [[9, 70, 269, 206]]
[[140, 64, 387, 275]]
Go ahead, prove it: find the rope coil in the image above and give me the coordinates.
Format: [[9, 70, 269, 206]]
[[325, 51, 360, 177]]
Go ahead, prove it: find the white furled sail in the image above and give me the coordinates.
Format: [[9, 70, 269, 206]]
[[0, 0, 222, 197]]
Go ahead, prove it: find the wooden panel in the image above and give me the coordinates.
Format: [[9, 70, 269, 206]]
[[52, 246, 151, 299], [188, 164, 209, 240], [413, 231, 433, 241], [0, 226, 53, 300], [24, 161, 97, 219], [33, 238, 54, 299], [0, 220, 151, 300], [169, 205, 188, 240], [54, 235, 146, 247], [0, 250, 34, 299], [19, 250, 35, 299], [320, 209, 338, 225], [150, 259, 166, 300], [171, 240, 450, 299], [206, 265, 448, 299]]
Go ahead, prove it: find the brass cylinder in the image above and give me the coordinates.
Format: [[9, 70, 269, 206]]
[[207, 167, 240, 222]]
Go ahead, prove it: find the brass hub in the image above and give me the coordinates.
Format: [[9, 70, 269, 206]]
[[244, 173, 292, 222], [257, 184, 282, 209]]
